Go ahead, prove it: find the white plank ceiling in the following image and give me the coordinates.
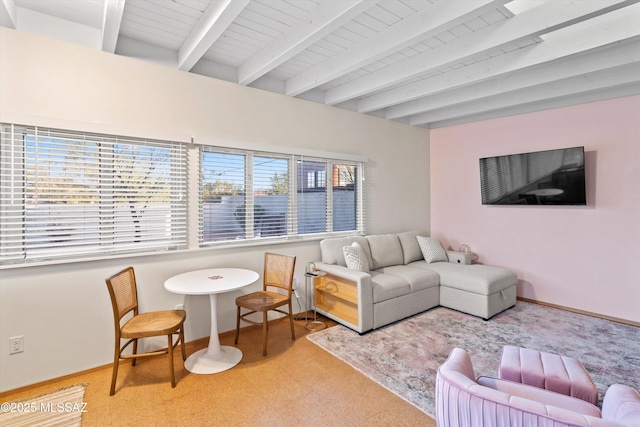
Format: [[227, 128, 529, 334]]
[[2, 0, 639, 128]]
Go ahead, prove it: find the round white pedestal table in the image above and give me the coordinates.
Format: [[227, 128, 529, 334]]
[[164, 268, 259, 374]]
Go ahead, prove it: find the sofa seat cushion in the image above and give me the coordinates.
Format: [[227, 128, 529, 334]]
[[410, 261, 517, 295], [376, 265, 440, 293], [370, 271, 411, 303]]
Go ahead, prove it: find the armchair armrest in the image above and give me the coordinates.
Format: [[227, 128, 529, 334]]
[[602, 384, 640, 424], [477, 376, 601, 418]]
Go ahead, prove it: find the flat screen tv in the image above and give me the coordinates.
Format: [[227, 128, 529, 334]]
[[479, 146, 586, 205]]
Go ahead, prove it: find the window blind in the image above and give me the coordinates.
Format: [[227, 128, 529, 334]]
[[199, 146, 363, 246], [0, 124, 187, 265], [332, 164, 360, 232], [297, 159, 328, 235]]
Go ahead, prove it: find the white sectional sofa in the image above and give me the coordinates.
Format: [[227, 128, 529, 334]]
[[313, 230, 517, 333]]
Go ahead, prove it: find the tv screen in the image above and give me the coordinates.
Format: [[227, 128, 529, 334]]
[[479, 146, 586, 205]]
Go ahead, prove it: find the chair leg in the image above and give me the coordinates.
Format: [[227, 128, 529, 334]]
[[132, 338, 138, 367], [288, 302, 296, 341], [168, 335, 176, 388], [262, 312, 268, 356], [234, 306, 241, 345], [110, 346, 120, 396], [179, 328, 186, 361]]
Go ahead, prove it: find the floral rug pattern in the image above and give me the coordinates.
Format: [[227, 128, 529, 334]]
[[307, 302, 640, 417]]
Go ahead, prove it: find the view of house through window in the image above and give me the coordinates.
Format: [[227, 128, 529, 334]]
[[333, 164, 358, 232], [0, 123, 364, 265], [200, 147, 363, 245]]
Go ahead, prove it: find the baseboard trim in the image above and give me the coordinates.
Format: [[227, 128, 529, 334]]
[[0, 319, 301, 398], [0, 336, 211, 398], [517, 297, 640, 328]]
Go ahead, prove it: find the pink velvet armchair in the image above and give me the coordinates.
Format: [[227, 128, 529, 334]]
[[436, 348, 640, 427]]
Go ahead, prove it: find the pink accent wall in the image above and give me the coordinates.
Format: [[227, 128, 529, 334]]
[[430, 95, 640, 323]]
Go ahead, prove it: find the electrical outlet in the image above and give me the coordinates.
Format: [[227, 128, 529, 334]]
[[10, 336, 24, 355], [175, 304, 184, 310], [292, 277, 300, 290]]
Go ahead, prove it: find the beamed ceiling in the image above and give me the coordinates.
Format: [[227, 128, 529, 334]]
[[2, 0, 639, 128]]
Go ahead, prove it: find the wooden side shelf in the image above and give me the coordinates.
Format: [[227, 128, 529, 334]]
[[315, 273, 359, 327]]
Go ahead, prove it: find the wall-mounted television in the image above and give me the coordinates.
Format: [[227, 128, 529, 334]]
[[479, 146, 586, 205]]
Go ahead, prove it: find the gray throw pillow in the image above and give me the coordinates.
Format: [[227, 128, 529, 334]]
[[343, 242, 370, 272], [416, 236, 448, 264]]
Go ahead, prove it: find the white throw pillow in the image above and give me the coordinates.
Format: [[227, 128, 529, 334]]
[[343, 242, 370, 272], [416, 236, 448, 264]]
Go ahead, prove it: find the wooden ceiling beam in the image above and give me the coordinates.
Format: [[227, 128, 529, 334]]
[[357, 3, 640, 114], [238, 0, 377, 86], [178, 0, 249, 71], [389, 39, 640, 120], [0, 0, 16, 29], [101, 0, 125, 53], [284, 0, 508, 97], [327, 0, 631, 107], [427, 82, 640, 129]]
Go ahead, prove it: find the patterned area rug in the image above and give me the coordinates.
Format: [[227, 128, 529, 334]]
[[0, 384, 87, 426], [307, 302, 640, 418]]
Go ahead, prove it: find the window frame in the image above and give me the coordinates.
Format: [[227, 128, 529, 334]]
[[198, 145, 365, 247], [0, 121, 367, 268], [0, 123, 188, 267]]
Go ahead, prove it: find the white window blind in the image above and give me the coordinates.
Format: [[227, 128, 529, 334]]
[[332, 164, 359, 232], [297, 159, 328, 235], [199, 146, 363, 246], [0, 123, 187, 265]]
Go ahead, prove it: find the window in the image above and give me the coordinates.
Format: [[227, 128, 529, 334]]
[[332, 164, 358, 232], [0, 124, 187, 265], [297, 160, 327, 234], [0, 122, 364, 266], [200, 147, 364, 245]]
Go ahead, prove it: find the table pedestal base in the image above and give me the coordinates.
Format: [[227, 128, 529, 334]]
[[185, 346, 243, 374]]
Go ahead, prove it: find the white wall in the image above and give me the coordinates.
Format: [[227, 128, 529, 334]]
[[0, 27, 430, 391]]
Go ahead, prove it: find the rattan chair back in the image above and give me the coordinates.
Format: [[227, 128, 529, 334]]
[[106, 266, 138, 321], [263, 252, 296, 293]]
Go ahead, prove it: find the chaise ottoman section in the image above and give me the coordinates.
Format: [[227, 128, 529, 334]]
[[410, 261, 517, 319], [499, 345, 598, 405]]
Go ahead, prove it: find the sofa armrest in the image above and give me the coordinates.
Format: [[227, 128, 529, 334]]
[[446, 250, 471, 265], [314, 262, 369, 282], [314, 262, 374, 333], [602, 384, 640, 424], [477, 376, 601, 418]]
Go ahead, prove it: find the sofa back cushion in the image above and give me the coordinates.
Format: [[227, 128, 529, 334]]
[[320, 236, 372, 267], [366, 234, 404, 270], [397, 230, 428, 265]]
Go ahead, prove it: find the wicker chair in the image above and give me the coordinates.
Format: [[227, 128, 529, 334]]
[[235, 253, 296, 356], [105, 266, 186, 396]]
